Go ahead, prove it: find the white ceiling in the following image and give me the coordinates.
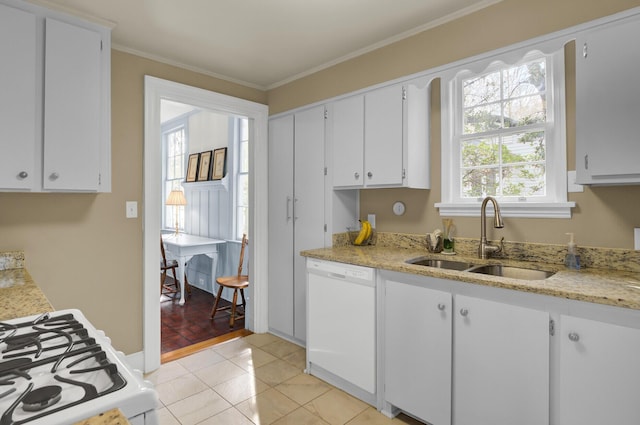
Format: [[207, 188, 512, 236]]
[[29, 0, 500, 90]]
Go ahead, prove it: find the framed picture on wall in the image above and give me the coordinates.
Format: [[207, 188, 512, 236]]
[[197, 150, 213, 181], [212, 148, 227, 180], [186, 153, 200, 182]]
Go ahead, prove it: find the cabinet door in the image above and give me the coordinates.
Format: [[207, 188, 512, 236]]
[[267, 115, 295, 336], [292, 106, 326, 342], [575, 18, 640, 184], [330, 95, 364, 188], [43, 18, 102, 191], [364, 84, 403, 187], [0, 4, 37, 190], [385, 279, 451, 425], [559, 315, 640, 425], [454, 295, 549, 425]]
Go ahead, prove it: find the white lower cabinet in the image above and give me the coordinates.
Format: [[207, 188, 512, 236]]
[[384, 279, 452, 425], [383, 275, 549, 425], [558, 315, 640, 425], [453, 295, 549, 425]]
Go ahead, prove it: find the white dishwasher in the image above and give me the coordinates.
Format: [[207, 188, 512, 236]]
[[306, 258, 376, 395]]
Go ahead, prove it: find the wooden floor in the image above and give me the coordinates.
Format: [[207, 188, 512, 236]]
[[161, 278, 246, 358]]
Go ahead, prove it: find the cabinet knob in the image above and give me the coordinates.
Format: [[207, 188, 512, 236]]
[[49, 172, 59, 181], [568, 332, 580, 342], [354, 172, 360, 180], [437, 303, 446, 311], [460, 308, 469, 317], [367, 171, 373, 178], [18, 171, 28, 179]]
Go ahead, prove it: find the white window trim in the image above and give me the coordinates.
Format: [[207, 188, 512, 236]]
[[436, 40, 575, 219]]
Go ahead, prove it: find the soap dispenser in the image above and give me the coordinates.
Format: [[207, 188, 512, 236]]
[[564, 233, 581, 270]]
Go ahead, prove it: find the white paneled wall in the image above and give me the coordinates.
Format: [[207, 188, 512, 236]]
[[177, 178, 247, 302]]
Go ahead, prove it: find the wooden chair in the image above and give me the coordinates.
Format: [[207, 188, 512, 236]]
[[161, 237, 192, 296], [161, 238, 180, 295], [211, 234, 248, 327]]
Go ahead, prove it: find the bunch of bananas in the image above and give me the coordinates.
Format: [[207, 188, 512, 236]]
[[353, 220, 373, 245]]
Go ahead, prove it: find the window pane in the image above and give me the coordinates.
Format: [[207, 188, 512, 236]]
[[504, 59, 546, 99], [463, 104, 502, 134], [463, 72, 501, 108], [504, 96, 545, 127], [237, 174, 248, 207], [461, 137, 500, 167], [461, 167, 500, 198], [502, 131, 545, 164], [239, 140, 249, 173], [502, 164, 546, 197]]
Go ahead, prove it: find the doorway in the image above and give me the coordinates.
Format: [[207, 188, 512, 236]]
[[143, 76, 269, 372]]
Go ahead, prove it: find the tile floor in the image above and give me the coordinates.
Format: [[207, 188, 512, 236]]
[[146, 333, 424, 425]]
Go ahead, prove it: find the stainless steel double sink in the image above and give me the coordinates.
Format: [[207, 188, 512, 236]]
[[406, 257, 554, 280]]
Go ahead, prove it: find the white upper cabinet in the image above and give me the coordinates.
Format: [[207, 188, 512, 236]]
[[364, 84, 404, 186], [0, 0, 111, 192], [329, 95, 364, 188], [0, 3, 36, 190], [330, 79, 430, 189], [575, 15, 640, 185], [44, 18, 103, 191]]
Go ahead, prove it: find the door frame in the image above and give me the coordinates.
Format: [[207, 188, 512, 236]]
[[143, 76, 269, 372]]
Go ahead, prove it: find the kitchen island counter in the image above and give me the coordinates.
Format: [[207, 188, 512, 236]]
[[301, 235, 640, 311], [0, 251, 54, 321]]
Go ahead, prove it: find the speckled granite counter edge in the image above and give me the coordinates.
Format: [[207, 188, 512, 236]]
[[0, 251, 25, 271], [313, 233, 640, 310], [0, 251, 54, 321]]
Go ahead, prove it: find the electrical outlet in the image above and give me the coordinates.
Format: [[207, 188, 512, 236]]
[[125, 201, 137, 218], [368, 214, 376, 228], [199, 278, 205, 286]]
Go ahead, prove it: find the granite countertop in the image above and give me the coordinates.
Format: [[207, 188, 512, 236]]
[[0, 251, 54, 321], [301, 234, 640, 310], [73, 408, 131, 425]]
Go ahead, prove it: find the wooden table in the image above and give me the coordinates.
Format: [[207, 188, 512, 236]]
[[162, 234, 225, 305]]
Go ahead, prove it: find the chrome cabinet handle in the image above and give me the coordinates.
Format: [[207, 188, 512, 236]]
[[293, 197, 298, 221], [460, 308, 469, 317], [18, 171, 28, 179], [437, 303, 446, 311], [49, 172, 59, 181], [286, 196, 292, 221], [568, 332, 580, 342]]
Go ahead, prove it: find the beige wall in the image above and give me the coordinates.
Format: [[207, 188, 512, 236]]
[[0, 51, 266, 353], [2, 0, 640, 354], [268, 0, 640, 249]]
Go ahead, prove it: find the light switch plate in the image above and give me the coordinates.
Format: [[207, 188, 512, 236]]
[[635, 228, 640, 250], [367, 214, 376, 228], [567, 170, 584, 193], [126, 201, 138, 218]]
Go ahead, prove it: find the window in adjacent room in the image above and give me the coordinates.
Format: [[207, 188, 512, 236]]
[[234, 117, 249, 240], [437, 45, 574, 218], [162, 121, 187, 231]]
